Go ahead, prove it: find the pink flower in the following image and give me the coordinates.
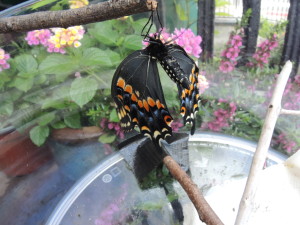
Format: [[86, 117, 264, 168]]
[[0, 48, 10, 71], [231, 35, 242, 47], [201, 100, 236, 132], [100, 118, 124, 139], [273, 133, 297, 154], [25, 29, 52, 46], [219, 30, 243, 73], [198, 73, 209, 94], [219, 61, 235, 73], [172, 28, 202, 58], [171, 120, 184, 132], [25, 26, 85, 54], [294, 75, 300, 85], [143, 28, 203, 58], [225, 47, 240, 60], [248, 34, 279, 68]]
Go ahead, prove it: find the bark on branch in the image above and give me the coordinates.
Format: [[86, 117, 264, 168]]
[[0, 0, 157, 33], [163, 155, 224, 225]]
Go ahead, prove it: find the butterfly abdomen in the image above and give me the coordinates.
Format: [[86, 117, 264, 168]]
[[159, 55, 190, 90]]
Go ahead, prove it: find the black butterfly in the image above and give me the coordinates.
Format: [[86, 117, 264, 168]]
[[111, 34, 200, 148]]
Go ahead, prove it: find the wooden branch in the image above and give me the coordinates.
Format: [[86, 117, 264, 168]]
[[281, 109, 300, 115], [0, 0, 157, 33], [234, 61, 293, 225], [163, 155, 224, 225]]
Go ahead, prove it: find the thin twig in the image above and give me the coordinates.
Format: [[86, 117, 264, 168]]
[[0, 0, 157, 33], [280, 109, 300, 115], [163, 155, 224, 225], [234, 61, 293, 225]]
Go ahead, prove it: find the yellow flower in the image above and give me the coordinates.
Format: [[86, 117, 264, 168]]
[[69, 0, 89, 9]]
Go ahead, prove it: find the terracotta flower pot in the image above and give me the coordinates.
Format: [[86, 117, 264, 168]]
[[0, 129, 52, 176], [51, 126, 103, 144]]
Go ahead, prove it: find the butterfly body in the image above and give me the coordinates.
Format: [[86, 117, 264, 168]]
[[111, 37, 200, 148]]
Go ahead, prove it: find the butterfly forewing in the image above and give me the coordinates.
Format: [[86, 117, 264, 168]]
[[111, 50, 173, 146]]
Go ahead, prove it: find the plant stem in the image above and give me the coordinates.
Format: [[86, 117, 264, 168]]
[[0, 0, 157, 33], [163, 155, 224, 225], [234, 61, 293, 225]]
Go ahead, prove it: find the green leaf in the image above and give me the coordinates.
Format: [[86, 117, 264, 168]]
[[38, 112, 56, 126], [109, 110, 119, 122], [51, 121, 67, 129], [39, 54, 77, 75], [98, 133, 116, 144], [30, 0, 57, 9], [0, 102, 13, 116], [175, 4, 188, 21], [29, 125, 50, 146], [81, 48, 112, 66], [14, 54, 38, 73], [106, 50, 121, 67], [70, 78, 98, 107], [11, 77, 34, 92], [89, 22, 119, 46], [64, 112, 81, 128], [42, 99, 68, 109], [123, 35, 143, 50], [132, 18, 156, 35]]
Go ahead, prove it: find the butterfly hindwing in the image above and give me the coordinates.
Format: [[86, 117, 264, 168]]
[[111, 50, 173, 146], [166, 45, 200, 135]]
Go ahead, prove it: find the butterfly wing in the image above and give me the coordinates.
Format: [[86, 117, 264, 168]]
[[166, 45, 200, 135], [111, 50, 173, 146]]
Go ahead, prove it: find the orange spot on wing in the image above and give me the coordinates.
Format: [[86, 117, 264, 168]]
[[117, 94, 123, 100], [141, 126, 150, 132], [138, 100, 143, 108], [143, 100, 149, 112], [147, 97, 155, 107], [132, 118, 138, 123], [131, 93, 137, 102], [125, 85, 133, 94], [180, 106, 186, 116], [156, 100, 162, 109], [124, 105, 130, 111], [117, 78, 125, 89], [164, 115, 173, 127]]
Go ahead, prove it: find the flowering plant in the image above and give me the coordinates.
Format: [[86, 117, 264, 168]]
[[0, 4, 160, 146], [246, 34, 279, 68], [219, 30, 243, 73]]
